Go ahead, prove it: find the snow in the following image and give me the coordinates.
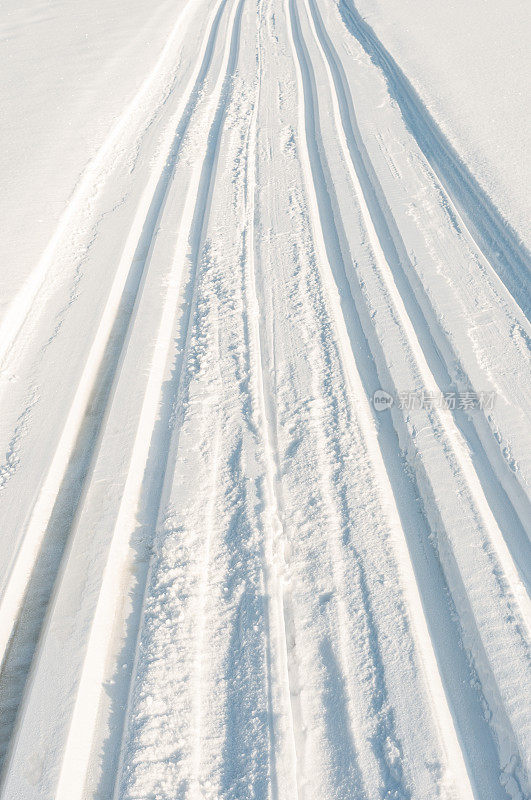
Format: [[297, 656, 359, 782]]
[[0, 0, 186, 321], [351, 0, 531, 250], [0, 0, 529, 798]]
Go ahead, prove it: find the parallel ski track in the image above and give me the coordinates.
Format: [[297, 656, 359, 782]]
[[307, 0, 531, 669], [52, 0, 249, 790], [287, 0, 530, 795], [308, 0, 531, 661], [308, 0, 531, 584], [286, 0, 475, 797], [0, 0, 202, 377], [0, 0, 240, 792], [112, 0, 252, 796], [243, 5, 300, 794], [0, 0, 228, 721], [338, 0, 531, 323], [1, 0, 529, 797]]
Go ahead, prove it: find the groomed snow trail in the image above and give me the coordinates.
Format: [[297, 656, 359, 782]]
[[0, 0, 529, 798]]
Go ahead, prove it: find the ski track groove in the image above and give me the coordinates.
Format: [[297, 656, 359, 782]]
[[286, 0, 529, 794], [285, 1, 474, 798], [0, 0, 529, 797], [307, 0, 531, 576], [0, 0, 243, 794], [112, 0, 256, 796], [306, 0, 531, 647], [69, 0, 248, 792], [0, 0, 231, 763], [0, 0, 204, 377], [242, 6, 301, 794], [307, 0, 531, 679], [337, 0, 531, 323]]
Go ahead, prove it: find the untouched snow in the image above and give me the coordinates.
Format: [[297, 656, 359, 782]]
[[0, 0, 186, 321], [0, 0, 529, 799]]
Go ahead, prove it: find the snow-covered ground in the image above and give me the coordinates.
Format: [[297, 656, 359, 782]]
[[0, 0, 529, 798], [0, 0, 187, 322], [353, 0, 531, 250]]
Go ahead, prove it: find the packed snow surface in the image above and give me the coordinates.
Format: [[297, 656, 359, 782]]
[[0, 0, 529, 799]]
